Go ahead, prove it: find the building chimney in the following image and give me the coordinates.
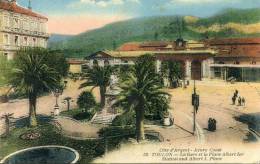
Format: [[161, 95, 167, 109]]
[[10, 0, 16, 5], [28, 0, 32, 10]]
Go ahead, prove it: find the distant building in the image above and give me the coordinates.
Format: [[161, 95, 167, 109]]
[[84, 37, 260, 82], [86, 39, 216, 81], [0, 0, 49, 60], [208, 38, 260, 82], [67, 59, 87, 74]]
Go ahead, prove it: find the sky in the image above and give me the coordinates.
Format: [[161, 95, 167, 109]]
[[17, 0, 260, 35]]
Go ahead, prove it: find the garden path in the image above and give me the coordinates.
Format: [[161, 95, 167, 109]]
[[55, 116, 105, 139]]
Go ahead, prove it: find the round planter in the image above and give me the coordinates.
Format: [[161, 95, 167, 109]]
[[163, 117, 171, 126], [0, 95, 8, 103]]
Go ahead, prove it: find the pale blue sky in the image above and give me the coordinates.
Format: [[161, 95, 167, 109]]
[[16, 0, 260, 34]]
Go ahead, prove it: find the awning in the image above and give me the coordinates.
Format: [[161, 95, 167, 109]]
[[210, 64, 260, 68]]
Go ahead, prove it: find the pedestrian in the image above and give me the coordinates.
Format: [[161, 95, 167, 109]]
[[238, 97, 242, 106], [232, 96, 236, 105], [212, 119, 217, 131], [208, 118, 213, 131], [242, 97, 245, 106], [234, 90, 239, 97]]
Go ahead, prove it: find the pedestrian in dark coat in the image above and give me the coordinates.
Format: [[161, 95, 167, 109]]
[[238, 97, 242, 106], [232, 96, 236, 105], [242, 97, 245, 106], [234, 90, 239, 97]]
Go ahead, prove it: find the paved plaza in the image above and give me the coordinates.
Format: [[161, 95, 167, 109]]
[[94, 80, 260, 163], [1, 80, 260, 163]]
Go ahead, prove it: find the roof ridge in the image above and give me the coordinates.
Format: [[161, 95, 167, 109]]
[[0, 1, 48, 20]]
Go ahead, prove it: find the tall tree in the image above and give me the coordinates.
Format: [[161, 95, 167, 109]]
[[161, 61, 184, 88], [10, 48, 63, 127], [114, 55, 170, 142], [45, 51, 69, 77], [80, 65, 112, 108]]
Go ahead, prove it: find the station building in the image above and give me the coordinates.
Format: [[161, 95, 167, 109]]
[[208, 38, 260, 82], [83, 37, 260, 82]]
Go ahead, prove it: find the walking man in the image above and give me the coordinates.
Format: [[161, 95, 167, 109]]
[[232, 95, 236, 105], [238, 97, 242, 106], [242, 97, 245, 106]]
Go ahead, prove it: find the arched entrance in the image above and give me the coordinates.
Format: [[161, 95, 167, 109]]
[[191, 60, 202, 80]]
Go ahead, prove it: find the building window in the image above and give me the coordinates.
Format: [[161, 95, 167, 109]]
[[24, 21, 29, 30], [24, 37, 28, 46], [4, 53, 8, 58], [251, 61, 257, 65], [104, 60, 110, 66], [214, 67, 222, 78], [81, 65, 89, 73], [234, 61, 240, 65], [15, 36, 19, 46], [33, 38, 36, 46], [4, 34, 9, 44], [93, 60, 98, 66], [4, 16, 9, 27], [14, 18, 19, 28], [218, 61, 225, 64]]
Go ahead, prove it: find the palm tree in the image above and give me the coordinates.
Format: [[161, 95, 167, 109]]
[[11, 48, 61, 127], [80, 65, 112, 108], [114, 55, 170, 142]]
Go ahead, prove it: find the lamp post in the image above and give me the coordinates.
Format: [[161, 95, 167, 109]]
[[53, 88, 63, 116], [192, 79, 199, 135], [53, 80, 68, 116]]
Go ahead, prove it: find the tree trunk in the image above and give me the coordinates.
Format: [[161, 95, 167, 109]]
[[67, 100, 70, 111], [29, 93, 37, 127], [136, 106, 145, 142], [5, 117, 10, 137], [100, 86, 106, 108]]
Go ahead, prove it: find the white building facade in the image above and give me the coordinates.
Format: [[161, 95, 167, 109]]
[[0, 0, 49, 60]]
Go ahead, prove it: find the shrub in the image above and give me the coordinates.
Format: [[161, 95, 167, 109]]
[[73, 112, 93, 121], [98, 126, 135, 138], [60, 108, 95, 121], [97, 126, 135, 153], [112, 112, 135, 126], [77, 91, 96, 112]]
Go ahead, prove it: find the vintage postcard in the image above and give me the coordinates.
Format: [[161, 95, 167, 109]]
[[0, 0, 260, 163]]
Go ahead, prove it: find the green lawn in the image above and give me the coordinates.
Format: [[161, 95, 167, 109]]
[[0, 117, 134, 164]]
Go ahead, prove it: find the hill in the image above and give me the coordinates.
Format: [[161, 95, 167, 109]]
[[48, 8, 260, 58], [48, 34, 74, 46]]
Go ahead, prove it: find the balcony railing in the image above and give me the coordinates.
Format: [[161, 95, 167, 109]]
[[0, 44, 19, 51], [1, 26, 49, 38]]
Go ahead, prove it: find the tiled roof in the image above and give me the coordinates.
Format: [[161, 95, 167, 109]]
[[0, 1, 48, 20], [208, 38, 260, 45], [94, 49, 216, 58], [118, 40, 207, 51], [117, 42, 141, 51], [208, 38, 260, 58], [140, 41, 173, 47], [67, 59, 86, 64]]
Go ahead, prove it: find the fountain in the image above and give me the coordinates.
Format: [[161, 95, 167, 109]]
[[0, 146, 80, 164]]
